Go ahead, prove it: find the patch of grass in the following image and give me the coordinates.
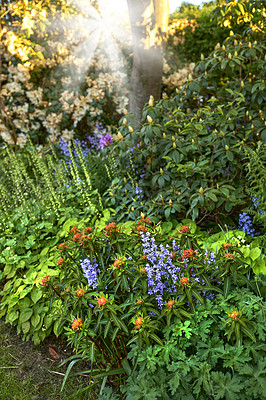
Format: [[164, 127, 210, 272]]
[[0, 320, 96, 400]]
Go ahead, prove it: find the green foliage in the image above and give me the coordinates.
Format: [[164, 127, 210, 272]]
[[169, 1, 231, 64], [28, 217, 263, 395], [122, 280, 266, 399], [106, 7, 266, 227], [241, 142, 266, 229]]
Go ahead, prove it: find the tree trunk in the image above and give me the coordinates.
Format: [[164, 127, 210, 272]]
[[127, 0, 169, 121]]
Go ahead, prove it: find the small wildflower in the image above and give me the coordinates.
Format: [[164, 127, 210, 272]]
[[70, 226, 79, 234], [167, 300, 174, 309], [58, 242, 67, 251], [230, 310, 239, 319], [84, 227, 92, 234], [179, 276, 189, 286], [80, 234, 90, 245], [105, 222, 118, 234], [71, 318, 82, 331], [98, 296, 108, 307], [137, 217, 151, 225], [58, 258, 65, 266], [113, 259, 122, 269], [224, 243, 231, 249], [139, 268, 146, 274], [66, 288, 70, 293], [137, 225, 148, 235], [73, 233, 82, 242], [76, 288, 85, 297], [41, 275, 51, 287], [180, 225, 190, 234], [182, 248, 194, 260], [225, 253, 235, 259], [135, 317, 144, 329], [137, 298, 143, 304]]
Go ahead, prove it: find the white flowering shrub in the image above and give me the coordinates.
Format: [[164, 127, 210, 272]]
[[0, 0, 129, 147]]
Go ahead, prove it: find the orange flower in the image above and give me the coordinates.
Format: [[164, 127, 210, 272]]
[[76, 288, 85, 297], [105, 222, 118, 234], [135, 317, 144, 329], [84, 227, 92, 234], [71, 318, 82, 331], [224, 243, 231, 249], [137, 298, 143, 304], [113, 259, 122, 269], [73, 233, 82, 242], [230, 310, 239, 319], [80, 234, 90, 245], [167, 300, 174, 309], [58, 242, 67, 251], [70, 226, 79, 234], [139, 267, 146, 274], [179, 276, 189, 286], [98, 296, 108, 307], [225, 253, 234, 259], [41, 275, 51, 287], [137, 217, 151, 225], [180, 225, 190, 234], [182, 248, 194, 260], [137, 225, 147, 235], [58, 258, 65, 266]]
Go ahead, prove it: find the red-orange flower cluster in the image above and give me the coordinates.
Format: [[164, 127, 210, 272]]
[[225, 253, 235, 259], [58, 258, 65, 266], [167, 300, 174, 309], [98, 296, 108, 307], [180, 225, 190, 234], [182, 248, 194, 260], [135, 317, 144, 329], [113, 259, 122, 269], [71, 318, 82, 331], [139, 267, 146, 274], [76, 288, 85, 297], [137, 217, 151, 225], [224, 243, 231, 249], [73, 233, 82, 242], [84, 227, 92, 234], [80, 234, 90, 245], [41, 275, 51, 287], [230, 311, 239, 319], [137, 298, 143, 304], [179, 276, 189, 286], [105, 222, 118, 234], [58, 242, 67, 251], [70, 226, 79, 234], [137, 225, 148, 235]]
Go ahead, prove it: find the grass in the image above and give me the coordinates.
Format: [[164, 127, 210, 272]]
[[0, 319, 97, 400]]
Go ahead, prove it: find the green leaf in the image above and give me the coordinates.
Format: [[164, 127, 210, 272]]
[[19, 308, 33, 323], [21, 321, 31, 334], [249, 248, 261, 261], [31, 288, 43, 304], [8, 310, 19, 323], [31, 314, 40, 328]]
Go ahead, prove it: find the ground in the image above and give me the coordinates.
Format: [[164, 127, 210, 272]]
[[0, 319, 92, 400]]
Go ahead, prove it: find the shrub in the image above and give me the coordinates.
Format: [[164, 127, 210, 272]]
[[33, 217, 264, 394], [122, 280, 266, 400]]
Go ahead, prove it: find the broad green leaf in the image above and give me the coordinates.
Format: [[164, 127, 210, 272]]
[[19, 308, 33, 323]]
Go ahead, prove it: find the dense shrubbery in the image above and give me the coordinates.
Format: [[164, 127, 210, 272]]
[[122, 283, 266, 399], [0, 1, 265, 398]]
